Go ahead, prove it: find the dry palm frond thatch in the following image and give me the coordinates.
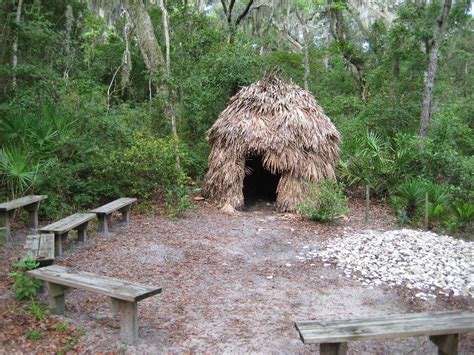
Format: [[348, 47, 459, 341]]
[[203, 74, 340, 212]]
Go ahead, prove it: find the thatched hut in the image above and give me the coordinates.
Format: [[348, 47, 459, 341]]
[[203, 74, 340, 212]]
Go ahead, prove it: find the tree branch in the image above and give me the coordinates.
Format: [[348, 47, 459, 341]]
[[235, 0, 254, 26], [228, 0, 236, 23], [220, 0, 228, 17]]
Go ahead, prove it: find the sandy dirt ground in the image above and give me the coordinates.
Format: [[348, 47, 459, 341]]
[[1, 199, 473, 353]]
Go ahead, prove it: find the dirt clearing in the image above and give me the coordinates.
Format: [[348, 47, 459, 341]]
[[1, 200, 473, 353]]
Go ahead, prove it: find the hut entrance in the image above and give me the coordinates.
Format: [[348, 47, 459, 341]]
[[243, 155, 280, 206]]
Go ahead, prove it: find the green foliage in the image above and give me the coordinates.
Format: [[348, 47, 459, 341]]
[[390, 178, 453, 228], [25, 329, 44, 341], [452, 203, 474, 233], [100, 133, 187, 201], [8, 258, 42, 300], [390, 178, 425, 223], [298, 180, 348, 223], [0, 145, 39, 198], [339, 130, 393, 195], [181, 43, 263, 141]]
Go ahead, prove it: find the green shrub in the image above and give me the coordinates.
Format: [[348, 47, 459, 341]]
[[8, 258, 42, 300], [166, 184, 194, 219], [25, 330, 44, 341], [452, 203, 474, 234], [298, 180, 348, 222], [391, 178, 451, 227], [0, 146, 40, 199], [339, 130, 393, 195], [390, 178, 426, 221], [100, 133, 188, 201]]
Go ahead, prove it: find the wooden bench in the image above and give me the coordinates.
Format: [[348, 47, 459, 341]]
[[28, 265, 161, 344], [23, 233, 55, 265], [0, 195, 47, 240], [39, 213, 96, 256], [295, 311, 474, 355], [90, 198, 137, 233]]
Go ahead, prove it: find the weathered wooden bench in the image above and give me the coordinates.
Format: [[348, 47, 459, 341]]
[[39, 213, 96, 256], [90, 198, 137, 233], [28, 265, 161, 344], [0, 195, 47, 240], [23, 233, 55, 265], [295, 311, 474, 355]]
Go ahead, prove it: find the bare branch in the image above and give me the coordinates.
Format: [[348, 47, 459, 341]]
[[220, 0, 228, 16], [235, 0, 254, 26], [228, 0, 236, 23]]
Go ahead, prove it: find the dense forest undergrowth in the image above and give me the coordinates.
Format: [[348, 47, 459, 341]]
[[0, 0, 472, 237]]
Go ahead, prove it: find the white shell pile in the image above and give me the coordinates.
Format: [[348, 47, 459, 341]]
[[305, 229, 474, 300]]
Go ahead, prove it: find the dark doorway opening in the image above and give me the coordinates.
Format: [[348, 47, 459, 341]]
[[243, 155, 280, 207]]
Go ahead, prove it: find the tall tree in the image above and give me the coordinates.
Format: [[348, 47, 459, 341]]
[[124, 0, 180, 164], [328, 0, 368, 101], [124, 0, 165, 81], [159, 0, 179, 165], [12, 0, 23, 91], [159, 0, 177, 138], [121, 9, 133, 93], [294, 6, 320, 91], [419, 0, 453, 141], [270, 1, 322, 89]]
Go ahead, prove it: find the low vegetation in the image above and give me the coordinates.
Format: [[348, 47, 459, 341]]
[[298, 180, 348, 223], [0, 1, 471, 236]]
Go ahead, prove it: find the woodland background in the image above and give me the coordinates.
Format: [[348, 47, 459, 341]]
[[0, 0, 472, 235]]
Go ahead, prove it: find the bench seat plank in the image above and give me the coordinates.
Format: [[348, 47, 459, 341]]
[[0, 195, 47, 211], [28, 265, 161, 302], [39, 213, 96, 233], [296, 311, 474, 344], [91, 198, 137, 215]]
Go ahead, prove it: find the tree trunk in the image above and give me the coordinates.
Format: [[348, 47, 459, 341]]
[[328, 0, 368, 102], [65, 5, 73, 56], [12, 0, 23, 91], [463, 59, 468, 98], [221, 0, 254, 43], [124, 0, 165, 79], [419, 0, 452, 141], [125, 0, 180, 165], [121, 10, 132, 93], [392, 55, 400, 77], [303, 27, 310, 91], [159, 0, 171, 74], [159, 0, 180, 166], [63, 4, 74, 79]]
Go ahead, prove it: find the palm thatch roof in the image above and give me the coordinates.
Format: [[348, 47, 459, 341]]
[[203, 74, 340, 212]]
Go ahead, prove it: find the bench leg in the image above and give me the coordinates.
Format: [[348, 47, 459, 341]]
[[320, 343, 348, 355], [430, 334, 459, 355], [109, 297, 138, 344], [120, 206, 131, 225], [76, 222, 89, 243], [47, 282, 68, 314], [25, 202, 40, 231], [97, 214, 109, 234], [54, 232, 67, 256], [0, 211, 11, 241]]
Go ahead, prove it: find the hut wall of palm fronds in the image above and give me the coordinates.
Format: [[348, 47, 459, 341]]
[[203, 74, 341, 212]]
